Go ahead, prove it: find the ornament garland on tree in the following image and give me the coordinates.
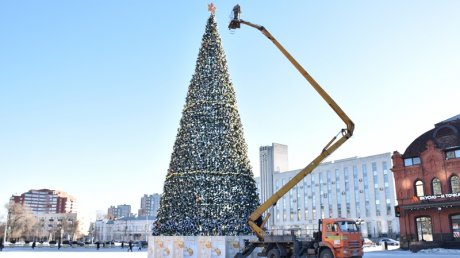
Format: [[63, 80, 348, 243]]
[[153, 12, 260, 236]]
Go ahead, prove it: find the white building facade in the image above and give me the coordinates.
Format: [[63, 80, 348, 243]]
[[259, 143, 288, 228], [35, 213, 78, 241], [9, 189, 80, 241], [92, 216, 155, 243], [255, 151, 400, 238]]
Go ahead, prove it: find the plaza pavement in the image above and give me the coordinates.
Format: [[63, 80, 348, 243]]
[[1, 246, 460, 257]]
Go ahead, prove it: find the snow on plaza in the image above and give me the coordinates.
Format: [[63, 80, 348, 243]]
[[1, 247, 460, 258]]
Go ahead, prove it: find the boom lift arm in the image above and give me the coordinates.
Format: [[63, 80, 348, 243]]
[[229, 5, 355, 241]]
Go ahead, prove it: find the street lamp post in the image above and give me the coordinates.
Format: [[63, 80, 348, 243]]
[[438, 207, 443, 242], [3, 219, 7, 243], [3, 209, 11, 243], [145, 213, 149, 242]]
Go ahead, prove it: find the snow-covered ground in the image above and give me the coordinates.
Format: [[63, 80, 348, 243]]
[[1, 246, 460, 257], [0, 247, 146, 257], [363, 245, 460, 257]]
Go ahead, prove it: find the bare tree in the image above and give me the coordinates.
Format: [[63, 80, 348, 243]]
[[5, 203, 38, 242], [68, 219, 80, 240], [31, 222, 44, 242], [0, 221, 5, 241], [63, 216, 81, 240]]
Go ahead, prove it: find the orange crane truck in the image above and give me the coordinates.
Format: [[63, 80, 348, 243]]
[[229, 5, 362, 258]]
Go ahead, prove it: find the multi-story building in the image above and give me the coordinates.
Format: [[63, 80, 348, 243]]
[[92, 193, 161, 242], [107, 204, 132, 219], [92, 215, 155, 242], [138, 194, 161, 218], [259, 143, 288, 228], [392, 114, 460, 250], [10, 189, 77, 214], [255, 148, 399, 238], [35, 213, 78, 241], [9, 188, 79, 241]]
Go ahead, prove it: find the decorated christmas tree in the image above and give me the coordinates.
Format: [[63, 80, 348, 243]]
[[153, 12, 260, 236]]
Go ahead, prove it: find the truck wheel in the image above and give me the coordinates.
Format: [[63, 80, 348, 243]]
[[267, 248, 281, 258], [319, 249, 333, 258]]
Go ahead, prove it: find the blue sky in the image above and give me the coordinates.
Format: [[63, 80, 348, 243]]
[[1, 1, 459, 227]]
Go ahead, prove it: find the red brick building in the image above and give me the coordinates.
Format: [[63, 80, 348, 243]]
[[10, 188, 77, 214], [392, 115, 460, 250]]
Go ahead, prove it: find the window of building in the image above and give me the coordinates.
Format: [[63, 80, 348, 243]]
[[362, 164, 370, 217], [282, 178, 286, 222], [446, 149, 460, 159], [404, 157, 421, 166], [416, 216, 433, 241], [432, 178, 442, 195], [289, 182, 295, 221], [304, 177, 308, 221], [353, 167, 361, 218], [377, 221, 382, 236], [335, 169, 342, 217], [296, 186, 301, 221], [312, 175, 316, 220], [344, 168, 351, 218], [320, 174, 325, 218], [327, 171, 333, 217], [451, 175, 460, 194], [367, 223, 373, 238], [415, 180, 424, 197], [373, 163, 381, 217], [451, 214, 460, 239]]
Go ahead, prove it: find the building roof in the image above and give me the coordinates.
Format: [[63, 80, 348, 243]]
[[403, 114, 460, 158], [116, 215, 156, 221]]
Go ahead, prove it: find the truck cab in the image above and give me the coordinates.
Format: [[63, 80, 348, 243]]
[[316, 218, 363, 258]]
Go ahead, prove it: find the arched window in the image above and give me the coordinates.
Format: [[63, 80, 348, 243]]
[[415, 180, 424, 197], [451, 175, 460, 194], [416, 216, 433, 241], [432, 178, 442, 195]]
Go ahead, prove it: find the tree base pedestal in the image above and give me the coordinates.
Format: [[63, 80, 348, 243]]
[[147, 235, 260, 258]]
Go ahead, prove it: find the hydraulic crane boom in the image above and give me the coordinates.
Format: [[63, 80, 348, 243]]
[[229, 5, 355, 241]]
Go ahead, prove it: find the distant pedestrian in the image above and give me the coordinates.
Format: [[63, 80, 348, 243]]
[[128, 240, 133, 252], [58, 241, 61, 250], [0, 240, 4, 251], [138, 242, 142, 251], [121, 241, 124, 249], [96, 241, 100, 250], [32, 241, 36, 249]]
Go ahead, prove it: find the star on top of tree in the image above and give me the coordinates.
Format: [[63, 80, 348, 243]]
[[208, 3, 216, 14]]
